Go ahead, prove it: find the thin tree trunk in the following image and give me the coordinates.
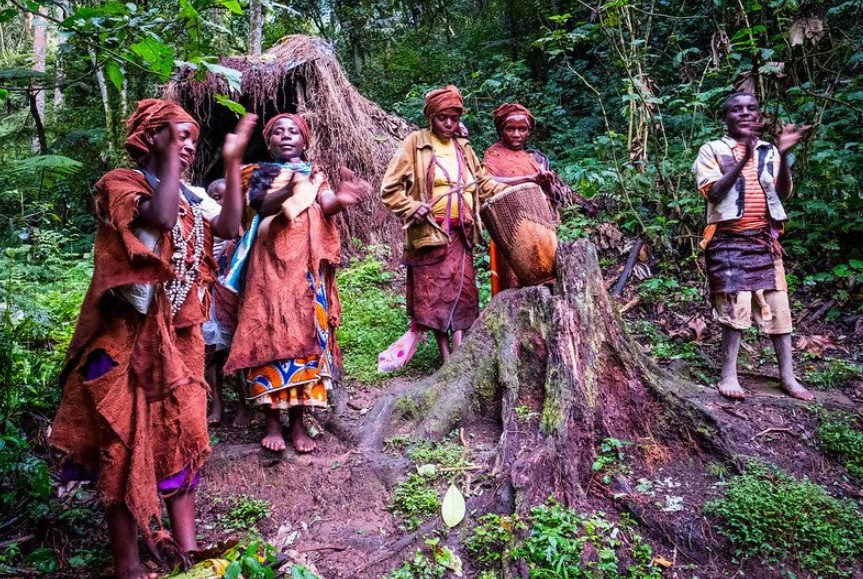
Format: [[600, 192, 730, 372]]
[[30, 7, 47, 152], [88, 48, 114, 151], [249, 0, 262, 56]]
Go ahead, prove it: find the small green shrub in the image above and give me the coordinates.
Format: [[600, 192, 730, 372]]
[[465, 513, 527, 568], [816, 410, 863, 480], [806, 358, 861, 390], [513, 501, 660, 578], [704, 462, 863, 577], [592, 438, 632, 484], [408, 438, 467, 471], [220, 495, 272, 531], [386, 538, 461, 578], [390, 473, 439, 530]]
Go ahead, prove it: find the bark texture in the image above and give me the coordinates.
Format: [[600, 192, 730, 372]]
[[350, 240, 731, 512]]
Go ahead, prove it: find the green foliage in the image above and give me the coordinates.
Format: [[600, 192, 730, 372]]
[[816, 410, 863, 480], [704, 462, 863, 577], [636, 275, 700, 304], [390, 473, 439, 530], [513, 501, 660, 578], [337, 250, 438, 383], [407, 438, 467, 472], [220, 495, 272, 531], [222, 539, 279, 579], [385, 538, 462, 579], [592, 438, 633, 485], [465, 513, 527, 568], [805, 358, 862, 390]]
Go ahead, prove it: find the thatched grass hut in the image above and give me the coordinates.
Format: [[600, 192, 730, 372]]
[[164, 35, 413, 249]]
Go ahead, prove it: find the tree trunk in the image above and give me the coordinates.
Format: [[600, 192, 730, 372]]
[[88, 48, 114, 151], [30, 7, 47, 152], [249, 0, 262, 56], [341, 240, 732, 513]]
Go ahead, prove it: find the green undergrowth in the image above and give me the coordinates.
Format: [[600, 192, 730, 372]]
[[217, 494, 272, 532], [389, 435, 469, 530], [464, 502, 660, 578], [704, 461, 863, 577], [805, 357, 862, 390], [337, 249, 438, 384], [815, 410, 863, 480]]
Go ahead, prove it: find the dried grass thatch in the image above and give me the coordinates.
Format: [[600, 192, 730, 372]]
[[164, 35, 413, 250]]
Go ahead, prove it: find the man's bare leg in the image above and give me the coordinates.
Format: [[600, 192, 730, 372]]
[[717, 326, 746, 399], [433, 330, 451, 363], [106, 504, 157, 579], [771, 333, 815, 401], [205, 350, 223, 425], [165, 490, 197, 552]]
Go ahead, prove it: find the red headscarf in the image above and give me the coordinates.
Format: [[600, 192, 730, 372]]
[[423, 85, 464, 121], [263, 113, 311, 156], [124, 99, 199, 166], [492, 103, 535, 136]]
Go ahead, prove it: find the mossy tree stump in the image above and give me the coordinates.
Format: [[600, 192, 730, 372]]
[[349, 240, 732, 514]]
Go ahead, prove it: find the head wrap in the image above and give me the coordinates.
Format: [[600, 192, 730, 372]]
[[124, 99, 199, 166], [263, 113, 311, 158], [493, 103, 535, 136], [423, 85, 464, 121]]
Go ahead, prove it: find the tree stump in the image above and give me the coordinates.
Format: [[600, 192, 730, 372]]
[[349, 240, 733, 514]]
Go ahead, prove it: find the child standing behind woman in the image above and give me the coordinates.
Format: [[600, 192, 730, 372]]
[[224, 113, 369, 453], [50, 99, 254, 578]]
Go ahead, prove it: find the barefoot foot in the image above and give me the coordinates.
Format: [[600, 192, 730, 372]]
[[290, 416, 317, 453], [717, 377, 746, 399], [232, 404, 252, 429], [207, 403, 223, 425], [116, 564, 158, 579], [261, 413, 286, 452], [780, 377, 815, 401]]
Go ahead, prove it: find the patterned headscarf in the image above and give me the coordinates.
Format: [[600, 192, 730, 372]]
[[423, 85, 464, 121], [124, 99, 199, 166], [492, 103, 535, 136], [263, 113, 312, 159]]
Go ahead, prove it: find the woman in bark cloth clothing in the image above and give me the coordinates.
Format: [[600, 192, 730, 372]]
[[50, 99, 255, 579], [380, 85, 508, 363], [693, 91, 814, 401], [223, 113, 369, 453], [482, 102, 597, 295]]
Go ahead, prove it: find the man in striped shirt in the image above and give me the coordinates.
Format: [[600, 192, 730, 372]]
[[693, 92, 813, 401]]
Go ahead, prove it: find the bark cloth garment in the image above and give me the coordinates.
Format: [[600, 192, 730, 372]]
[[223, 161, 343, 410], [482, 141, 559, 295], [50, 168, 215, 555]]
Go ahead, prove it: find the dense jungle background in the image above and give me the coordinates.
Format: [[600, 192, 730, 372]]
[[1, 0, 863, 577]]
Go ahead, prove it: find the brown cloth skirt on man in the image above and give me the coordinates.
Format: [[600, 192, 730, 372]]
[[405, 224, 479, 333], [705, 228, 785, 294]]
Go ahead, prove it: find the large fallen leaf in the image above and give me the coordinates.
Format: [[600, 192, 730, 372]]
[[441, 484, 466, 527], [796, 334, 837, 358]]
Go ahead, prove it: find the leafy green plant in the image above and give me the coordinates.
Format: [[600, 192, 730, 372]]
[[592, 438, 632, 484], [220, 495, 272, 531], [513, 501, 660, 578], [465, 513, 527, 568], [408, 438, 468, 472], [704, 462, 863, 577], [390, 473, 439, 530], [806, 358, 862, 390], [386, 538, 462, 579], [816, 410, 863, 480]]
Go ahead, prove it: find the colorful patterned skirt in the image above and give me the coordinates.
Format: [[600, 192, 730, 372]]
[[243, 271, 333, 409]]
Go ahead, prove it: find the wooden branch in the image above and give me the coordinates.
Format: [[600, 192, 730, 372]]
[[612, 238, 644, 297]]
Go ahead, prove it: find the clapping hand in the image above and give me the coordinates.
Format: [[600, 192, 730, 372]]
[[223, 114, 258, 163], [335, 167, 372, 207], [777, 122, 811, 156]]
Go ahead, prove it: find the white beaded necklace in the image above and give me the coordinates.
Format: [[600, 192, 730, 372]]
[[164, 200, 205, 316]]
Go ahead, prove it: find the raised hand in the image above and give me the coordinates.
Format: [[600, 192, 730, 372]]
[[223, 113, 258, 163], [335, 167, 372, 207], [777, 122, 811, 156]]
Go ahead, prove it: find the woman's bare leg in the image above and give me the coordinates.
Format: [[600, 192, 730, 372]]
[[164, 490, 197, 552], [261, 407, 286, 451], [106, 504, 157, 579], [433, 330, 451, 362], [451, 330, 464, 351]]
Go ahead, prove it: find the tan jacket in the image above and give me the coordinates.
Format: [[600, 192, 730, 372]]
[[381, 129, 507, 252]]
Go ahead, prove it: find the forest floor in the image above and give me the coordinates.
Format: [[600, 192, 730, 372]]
[[47, 236, 863, 579]]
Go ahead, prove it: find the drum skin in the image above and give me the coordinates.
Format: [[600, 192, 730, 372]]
[[480, 183, 558, 286]]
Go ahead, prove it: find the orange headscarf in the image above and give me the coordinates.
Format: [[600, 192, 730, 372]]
[[423, 85, 464, 121], [492, 103, 535, 136], [124, 99, 199, 166], [263, 113, 311, 156]]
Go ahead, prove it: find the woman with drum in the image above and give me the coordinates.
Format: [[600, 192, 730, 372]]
[[380, 85, 507, 363], [482, 103, 596, 295]]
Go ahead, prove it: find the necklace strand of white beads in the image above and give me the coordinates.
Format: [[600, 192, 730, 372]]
[[164, 201, 204, 316]]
